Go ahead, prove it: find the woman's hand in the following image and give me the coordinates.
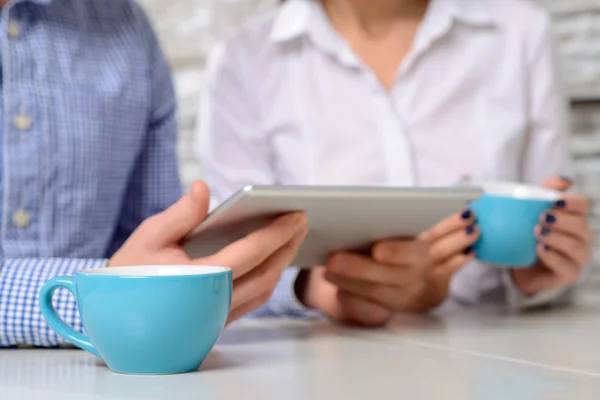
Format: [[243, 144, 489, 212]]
[[296, 209, 479, 326], [512, 176, 594, 295], [405, 209, 480, 311]]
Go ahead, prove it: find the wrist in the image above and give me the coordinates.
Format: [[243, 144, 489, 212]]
[[510, 261, 546, 296], [294, 269, 314, 308], [106, 251, 123, 268], [403, 275, 451, 312]]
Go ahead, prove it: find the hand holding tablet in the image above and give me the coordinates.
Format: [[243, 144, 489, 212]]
[[181, 179, 591, 323], [183, 185, 482, 267], [299, 209, 481, 325]]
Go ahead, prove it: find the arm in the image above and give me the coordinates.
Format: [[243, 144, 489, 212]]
[[442, 17, 576, 313], [107, 5, 182, 255], [0, 258, 105, 347], [0, 8, 182, 348], [503, 15, 577, 311], [195, 43, 314, 318]]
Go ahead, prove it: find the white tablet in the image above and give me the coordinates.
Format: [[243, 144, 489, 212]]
[[183, 185, 482, 267]]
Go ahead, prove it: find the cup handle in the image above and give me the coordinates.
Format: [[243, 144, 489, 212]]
[[39, 276, 101, 358]]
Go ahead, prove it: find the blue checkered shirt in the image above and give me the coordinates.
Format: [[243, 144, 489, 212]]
[[0, 0, 182, 347], [0, 0, 314, 348]]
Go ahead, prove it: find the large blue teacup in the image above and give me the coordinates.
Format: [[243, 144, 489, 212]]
[[469, 181, 561, 267], [39, 265, 232, 375]]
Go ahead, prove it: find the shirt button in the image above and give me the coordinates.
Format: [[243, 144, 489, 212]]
[[14, 114, 32, 131], [458, 174, 472, 184], [7, 21, 20, 39], [12, 210, 31, 229]]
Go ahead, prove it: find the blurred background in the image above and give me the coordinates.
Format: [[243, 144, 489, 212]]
[[138, 0, 600, 278]]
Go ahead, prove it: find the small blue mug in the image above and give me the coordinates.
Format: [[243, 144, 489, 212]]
[[39, 265, 232, 375], [469, 181, 560, 267]]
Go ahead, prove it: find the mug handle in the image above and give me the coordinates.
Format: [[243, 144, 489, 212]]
[[39, 276, 101, 358]]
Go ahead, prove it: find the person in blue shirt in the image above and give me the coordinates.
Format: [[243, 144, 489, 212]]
[[0, 0, 308, 347]]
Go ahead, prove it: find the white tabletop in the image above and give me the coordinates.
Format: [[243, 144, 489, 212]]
[[3, 292, 600, 400]]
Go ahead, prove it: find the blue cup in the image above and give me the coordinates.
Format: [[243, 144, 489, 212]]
[[469, 182, 560, 267], [39, 265, 232, 375]]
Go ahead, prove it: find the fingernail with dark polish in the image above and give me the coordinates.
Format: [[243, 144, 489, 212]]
[[461, 209, 472, 220], [541, 227, 551, 236], [466, 224, 476, 235], [463, 246, 473, 255], [555, 199, 566, 209], [545, 213, 556, 224]]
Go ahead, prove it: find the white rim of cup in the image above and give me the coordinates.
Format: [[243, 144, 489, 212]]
[[468, 181, 561, 201], [80, 265, 231, 276]]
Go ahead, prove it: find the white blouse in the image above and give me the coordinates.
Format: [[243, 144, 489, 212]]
[[196, 0, 575, 315]]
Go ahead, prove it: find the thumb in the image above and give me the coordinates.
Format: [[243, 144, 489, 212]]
[[541, 175, 572, 192], [144, 180, 210, 245]]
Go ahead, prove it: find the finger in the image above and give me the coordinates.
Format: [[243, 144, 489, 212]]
[[418, 209, 475, 243], [226, 291, 272, 326], [197, 213, 307, 280], [536, 226, 590, 267], [541, 211, 594, 244], [541, 175, 572, 192], [325, 272, 412, 311], [432, 251, 476, 279], [328, 252, 422, 287], [428, 223, 479, 264], [143, 181, 210, 246], [228, 228, 307, 311], [372, 239, 429, 268], [536, 244, 581, 286], [553, 195, 591, 216], [336, 290, 392, 327]]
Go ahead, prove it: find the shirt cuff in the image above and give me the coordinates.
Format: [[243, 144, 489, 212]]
[[0, 258, 106, 347], [502, 268, 573, 312], [246, 267, 322, 319]]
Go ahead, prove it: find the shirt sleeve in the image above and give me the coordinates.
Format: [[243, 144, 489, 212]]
[[245, 268, 323, 318], [0, 258, 106, 347], [521, 13, 573, 185], [501, 269, 574, 311], [195, 42, 314, 318], [506, 14, 578, 309], [195, 41, 276, 209], [446, 16, 580, 312], [107, 4, 182, 255]]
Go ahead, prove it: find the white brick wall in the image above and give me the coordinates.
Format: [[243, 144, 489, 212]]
[[138, 0, 600, 269], [539, 0, 600, 99], [148, 0, 278, 186]]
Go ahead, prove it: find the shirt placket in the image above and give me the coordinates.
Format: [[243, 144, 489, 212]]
[[359, 65, 416, 188], [331, 40, 418, 188], [0, 10, 4, 259], [375, 10, 456, 188], [3, 4, 41, 258]]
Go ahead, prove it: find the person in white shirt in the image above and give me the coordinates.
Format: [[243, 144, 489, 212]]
[[195, 0, 593, 326]]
